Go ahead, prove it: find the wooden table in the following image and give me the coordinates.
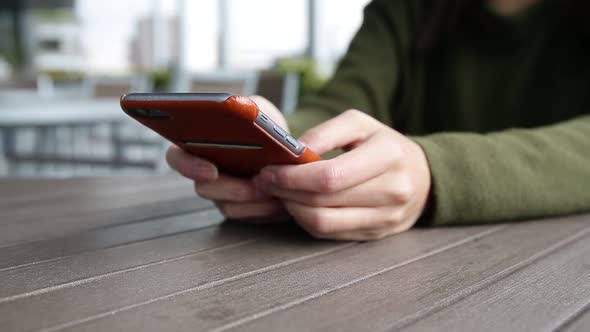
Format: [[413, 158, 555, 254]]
[[1, 175, 589, 332]]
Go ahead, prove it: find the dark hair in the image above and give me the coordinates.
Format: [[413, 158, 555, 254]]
[[417, 0, 590, 50]]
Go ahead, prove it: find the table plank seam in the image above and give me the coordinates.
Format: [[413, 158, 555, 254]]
[[207, 225, 506, 332], [385, 224, 590, 331], [0, 204, 216, 251], [552, 298, 590, 331], [0, 185, 195, 224], [0, 238, 257, 304], [0, 197, 209, 248], [0, 179, 190, 209], [0, 209, 221, 273], [77, 201, 215, 230], [38, 242, 358, 332]]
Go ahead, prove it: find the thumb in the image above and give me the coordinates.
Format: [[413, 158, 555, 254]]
[[298, 109, 381, 155]]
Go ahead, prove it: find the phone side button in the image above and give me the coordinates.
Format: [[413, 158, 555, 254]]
[[286, 136, 299, 149], [273, 126, 287, 138]]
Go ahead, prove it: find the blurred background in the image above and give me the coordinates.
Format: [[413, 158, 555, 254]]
[[0, 0, 369, 177]]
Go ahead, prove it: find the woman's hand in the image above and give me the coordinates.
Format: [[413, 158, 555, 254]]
[[166, 96, 289, 223], [253, 110, 432, 241]]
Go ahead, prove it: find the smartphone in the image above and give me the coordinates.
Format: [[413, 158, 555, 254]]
[[120, 93, 321, 177]]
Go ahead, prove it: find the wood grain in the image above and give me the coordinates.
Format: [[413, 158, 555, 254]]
[[0, 196, 210, 246], [402, 232, 590, 331], [0, 209, 223, 275], [0, 226, 351, 332], [220, 216, 590, 332], [58, 226, 498, 332], [560, 305, 590, 332], [0, 221, 267, 303], [1, 176, 589, 332], [0, 175, 183, 209], [0, 178, 193, 224], [0, 208, 221, 270]]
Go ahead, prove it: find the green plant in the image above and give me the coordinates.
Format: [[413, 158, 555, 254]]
[[32, 9, 77, 23], [148, 68, 173, 92], [275, 57, 327, 100], [40, 69, 84, 82], [1, 51, 17, 68]]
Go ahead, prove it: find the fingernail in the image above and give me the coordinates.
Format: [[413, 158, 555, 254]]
[[259, 169, 277, 184], [195, 163, 217, 181]]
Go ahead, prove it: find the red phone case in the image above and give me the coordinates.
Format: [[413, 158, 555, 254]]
[[120, 93, 321, 177]]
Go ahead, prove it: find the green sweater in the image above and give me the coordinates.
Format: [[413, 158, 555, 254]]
[[287, 0, 590, 226]]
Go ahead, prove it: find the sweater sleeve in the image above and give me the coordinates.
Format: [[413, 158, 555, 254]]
[[413, 114, 590, 226], [287, 0, 415, 138]]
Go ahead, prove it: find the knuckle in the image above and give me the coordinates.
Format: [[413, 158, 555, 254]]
[[194, 182, 213, 199], [273, 168, 291, 188], [390, 142, 404, 163], [344, 109, 374, 125], [388, 209, 406, 225], [393, 176, 415, 204], [217, 203, 232, 217], [343, 109, 367, 125], [343, 109, 362, 119], [306, 211, 333, 236], [314, 219, 333, 235], [300, 129, 322, 146], [318, 165, 344, 193], [194, 183, 206, 197], [233, 185, 254, 202], [384, 174, 414, 204], [218, 203, 241, 219], [381, 136, 403, 166]]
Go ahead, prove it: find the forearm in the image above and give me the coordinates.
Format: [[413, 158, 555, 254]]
[[414, 115, 590, 226]]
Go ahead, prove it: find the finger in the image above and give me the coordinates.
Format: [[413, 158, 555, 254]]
[[260, 171, 413, 208], [297, 109, 381, 155], [256, 131, 400, 193], [166, 145, 218, 181], [249, 95, 288, 129], [283, 200, 399, 237], [216, 199, 287, 220], [322, 222, 413, 241], [195, 174, 267, 202]]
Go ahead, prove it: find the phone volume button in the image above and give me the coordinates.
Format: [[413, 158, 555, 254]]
[[272, 126, 287, 138], [285, 136, 298, 148]]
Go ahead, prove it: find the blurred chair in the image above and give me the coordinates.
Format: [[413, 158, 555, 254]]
[[82, 75, 167, 175], [0, 78, 40, 104], [85, 75, 153, 98], [183, 71, 258, 95], [181, 70, 299, 114], [0, 74, 169, 177], [254, 71, 300, 114], [0, 78, 37, 90]]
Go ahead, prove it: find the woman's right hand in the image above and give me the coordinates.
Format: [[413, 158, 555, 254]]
[[165, 96, 289, 223]]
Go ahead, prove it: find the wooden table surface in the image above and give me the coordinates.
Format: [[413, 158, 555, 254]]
[[1, 175, 588, 332]]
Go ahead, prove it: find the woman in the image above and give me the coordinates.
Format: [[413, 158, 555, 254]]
[[167, 0, 590, 240]]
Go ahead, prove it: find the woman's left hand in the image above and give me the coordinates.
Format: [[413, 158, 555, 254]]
[[253, 109, 432, 241]]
